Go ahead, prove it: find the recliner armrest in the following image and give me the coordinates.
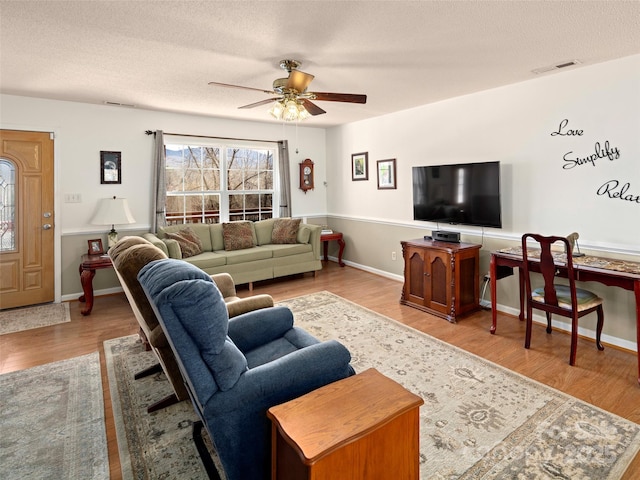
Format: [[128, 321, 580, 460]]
[[227, 306, 294, 352], [226, 295, 274, 319], [207, 339, 353, 414]]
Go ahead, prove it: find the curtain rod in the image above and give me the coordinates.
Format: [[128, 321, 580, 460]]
[[144, 130, 281, 145]]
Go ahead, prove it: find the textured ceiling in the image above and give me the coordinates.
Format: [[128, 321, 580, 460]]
[[1, 1, 639, 127]]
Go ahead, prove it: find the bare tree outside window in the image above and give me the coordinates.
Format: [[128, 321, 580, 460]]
[[165, 142, 275, 225]]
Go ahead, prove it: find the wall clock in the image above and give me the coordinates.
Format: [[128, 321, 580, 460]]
[[299, 158, 314, 193]]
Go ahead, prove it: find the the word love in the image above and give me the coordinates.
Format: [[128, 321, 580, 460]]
[[550, 119, 583, 137]]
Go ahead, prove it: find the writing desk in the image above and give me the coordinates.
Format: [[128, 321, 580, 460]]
[[489, 247, 640, 385]]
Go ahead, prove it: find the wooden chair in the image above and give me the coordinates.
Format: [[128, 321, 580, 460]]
[[521, 233, 604, 365]]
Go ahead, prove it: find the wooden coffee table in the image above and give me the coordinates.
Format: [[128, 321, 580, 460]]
[[267, 368, 424, 480]]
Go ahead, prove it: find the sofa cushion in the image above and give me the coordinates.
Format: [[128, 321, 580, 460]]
[[297, 224, 312, 244], [223, 246, 273, 265], [254, 219, 275, 246], [223, 221, 256, 251], [164, 226, 203, 258], [265, 243, 312, 258], [182, 251, 227, 269], [159, 223, 213, 252], [272, 218, 301, 244]]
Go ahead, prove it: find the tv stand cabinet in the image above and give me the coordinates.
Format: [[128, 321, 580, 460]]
[[400, 238, 481, 323]]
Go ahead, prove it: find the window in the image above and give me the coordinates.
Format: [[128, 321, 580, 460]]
[[165, 140, 277, 225]]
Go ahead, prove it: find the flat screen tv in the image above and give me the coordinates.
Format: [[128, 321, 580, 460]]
[[412, 161, 502, 228]]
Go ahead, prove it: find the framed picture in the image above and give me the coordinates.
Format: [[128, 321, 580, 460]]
[[100, 151, 121, 184], [377, 159, 397, 190], [88, 238, 104, 255], [351, 152, 368, 181]]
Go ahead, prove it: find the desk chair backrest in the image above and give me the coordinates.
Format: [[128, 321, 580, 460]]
[[521, 233, 604, 366], [521, 233, 577, 312]]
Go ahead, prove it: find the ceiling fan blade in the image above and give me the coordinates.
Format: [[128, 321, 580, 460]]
[[238, 98, 281, 109], [300, 99, 326, 116], [312, 92, 367, 104], [208, 81, 276, 95], [287, 70, 314, 93]]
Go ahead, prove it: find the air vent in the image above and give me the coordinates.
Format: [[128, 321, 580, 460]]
[[532, 60, 582, 75], [104, 101, 136, 108]]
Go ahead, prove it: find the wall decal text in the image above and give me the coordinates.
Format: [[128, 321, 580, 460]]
[[562, 141, 621, 169], [550, 118, 583, 136], [596, 180, 640, 204]]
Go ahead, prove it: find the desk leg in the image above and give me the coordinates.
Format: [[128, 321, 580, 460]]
[[79, 267, 96, 316], [322, 240, 329, 262], [490, 254, 497, 334], [337, 238, 345, 267], [635, 279, 640, 386]]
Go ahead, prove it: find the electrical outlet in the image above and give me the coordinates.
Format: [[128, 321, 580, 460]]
[[391, 251, 397, 261]]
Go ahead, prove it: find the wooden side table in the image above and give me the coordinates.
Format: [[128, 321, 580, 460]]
[[320, 231, 345, 267], [267, 368, 424, 480], [78, 253, 113, 316]]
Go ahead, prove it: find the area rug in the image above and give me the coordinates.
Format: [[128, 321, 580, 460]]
[[106, 291, 640, 479], [0, 302, 70, 335], [0, 352, 109, 479]]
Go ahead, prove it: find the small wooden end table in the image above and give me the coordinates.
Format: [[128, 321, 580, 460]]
[[267, 368, 424, 480], [78, 253, 113, 316], [320, 231, 345, 267]]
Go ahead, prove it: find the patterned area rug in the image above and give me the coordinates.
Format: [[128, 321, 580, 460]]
[[0, 302, 70, 335], [0, 352, 108, 479], [106, 291, 640, 479]]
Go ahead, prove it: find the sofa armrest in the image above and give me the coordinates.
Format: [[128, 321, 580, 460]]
[[227, 306, 294, 352], [305, 223, 322, 260], [142, 233, 169, 256], [207, 339, 353, 413], [162, 238, 182, 258]]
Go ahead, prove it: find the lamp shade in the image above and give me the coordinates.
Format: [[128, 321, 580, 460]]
[[91, 197, 136, 226]]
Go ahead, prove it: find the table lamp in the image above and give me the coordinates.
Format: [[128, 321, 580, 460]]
[[91, 196, 136, 248]]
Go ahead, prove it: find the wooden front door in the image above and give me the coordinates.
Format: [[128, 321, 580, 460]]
[[0, 130, 55, 309]]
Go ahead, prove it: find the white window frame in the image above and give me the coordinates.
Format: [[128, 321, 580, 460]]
[[164, 136, 279, 224]]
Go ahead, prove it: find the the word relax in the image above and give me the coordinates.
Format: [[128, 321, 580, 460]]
[[550, 118, 583, 136], [597, 180, 640, 204], [563, 141, 621, 169]]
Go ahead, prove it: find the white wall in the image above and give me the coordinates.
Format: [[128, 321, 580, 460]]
[[326, 55, 640, 254], [0, 95, 329, 234], [0, 96, 328, 297], [323, 54, 640, 351]]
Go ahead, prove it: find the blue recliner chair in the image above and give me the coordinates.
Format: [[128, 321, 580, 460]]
[[138, 259, 355, 480]]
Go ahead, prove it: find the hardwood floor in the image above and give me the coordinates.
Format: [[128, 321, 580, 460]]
[[1, 262, 638, 478]]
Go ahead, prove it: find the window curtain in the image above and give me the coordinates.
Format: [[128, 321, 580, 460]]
[[278, 140, 291, 218], [151, 130, 167, 232]]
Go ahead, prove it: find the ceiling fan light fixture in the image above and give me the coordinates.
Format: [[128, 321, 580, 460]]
[[283, 99, 299, 121], [269, 100, 285, 119], [297, 102, 311, 120]]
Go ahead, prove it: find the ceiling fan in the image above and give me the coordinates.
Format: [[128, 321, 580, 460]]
[[208, 59, 367, 121]]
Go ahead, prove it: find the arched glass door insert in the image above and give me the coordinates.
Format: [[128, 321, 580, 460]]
[[0, 159, 16, 252]]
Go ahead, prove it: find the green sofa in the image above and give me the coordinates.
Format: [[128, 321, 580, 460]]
[[142, 218, 322, 289]]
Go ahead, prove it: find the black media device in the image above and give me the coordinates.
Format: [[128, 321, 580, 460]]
[[432, 230, 460, 243], [412, 161, 502, 229]]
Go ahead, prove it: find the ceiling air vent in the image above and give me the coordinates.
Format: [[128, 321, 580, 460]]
[[532, 60, 582, 75], [104, 101, 136, 108]]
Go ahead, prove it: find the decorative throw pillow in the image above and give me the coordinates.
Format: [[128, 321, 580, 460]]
[[163, 227, 203, 258], [222, 221, 255, 251], [272, 218, 301, 244]]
